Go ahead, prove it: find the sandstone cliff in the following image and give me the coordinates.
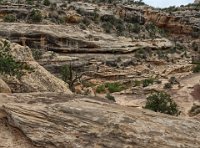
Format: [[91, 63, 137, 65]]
[[144, 8, 200, 36]]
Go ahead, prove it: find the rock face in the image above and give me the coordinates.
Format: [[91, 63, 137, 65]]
[[0, 23, 173, 54], [144, 9, 199, 35], [0, 39, 72, 93], [0, 78, 11, 93], [0, 93, 200, 148], [0, 118, 34, 148]]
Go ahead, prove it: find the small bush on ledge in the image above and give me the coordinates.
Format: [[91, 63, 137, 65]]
[[3, 14, 16, 22], [164, 83, 172, 89], [29, 9, 43, 23], [144, 92, 180, 116], [96, 84, 106, 93], [193, 64, 200, 73], [0, 41, 32, 78], [105, 82, 124, 93], [142, 78, 154, 87]]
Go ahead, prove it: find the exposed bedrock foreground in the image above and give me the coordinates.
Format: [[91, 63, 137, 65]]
[[0, 93, 199, 148]]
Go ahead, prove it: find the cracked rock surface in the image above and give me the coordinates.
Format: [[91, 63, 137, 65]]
[[0, 93, 200, 148]]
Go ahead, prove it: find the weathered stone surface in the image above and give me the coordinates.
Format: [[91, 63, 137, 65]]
[[0, 39, 72, 93], [143, 7, 200, 36], [0, 78, 11, 93], [0, 118, 34, 148], [0, 93, 200, 148], [0, 23, 173, 53], [144, 11, 192, 35]]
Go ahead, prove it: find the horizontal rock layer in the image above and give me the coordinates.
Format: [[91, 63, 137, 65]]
[[0, 23, 173, 53]]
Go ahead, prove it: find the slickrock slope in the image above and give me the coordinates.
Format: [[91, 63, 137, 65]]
[[0, 118, 34, 148], [0, 93, 200, 148], [0, 39, 72, 93]]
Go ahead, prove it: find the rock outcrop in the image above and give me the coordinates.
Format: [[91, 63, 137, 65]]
[[0, 23, 173, 54], [0, 93, 200, 148], [0, 78, 11, 93], [0, 39, 72, 93], [144, 9, 199, 36]]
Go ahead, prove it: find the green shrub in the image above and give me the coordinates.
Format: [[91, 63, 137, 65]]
[[146, 22, 157, 38], [135, 48, 147, 59], [3, 14, 16, 22], [105, 93, 115, 102], [144, 92, 180, 116], [31, 49, 43, 60], [96, 82, 124, 93], [133, 0, 145, 5], [0, 0, 4, 4], [60, 64, 83, 92], [0, 55, 23, 77], [142, 78, 154, 87], [116, 23, 125, 36], [193, 64, 200, 73], [164, 83, 172, 89], [192, 42, 199, 51], [105, 82, 124, 93], [101, 15, 125, 34], [96, 84, 106, 93], [169, 77, 178, 84], [50, 3, 57, 11], [133, 80, 141, 87], [102, 22, 113, 33], [92, 8, 100, 22], [29, 9, 43, 23], [132, 23, 141, 33], [43, 0, 50, 6], [0, 41, 31, 78], [82, 17, 91, 26], [61, 65, 71, 83], [100, 15, 118, 24], [26, 0, 34, 5], [57, 17, 66, 24], [79, 23, 87, 30]]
